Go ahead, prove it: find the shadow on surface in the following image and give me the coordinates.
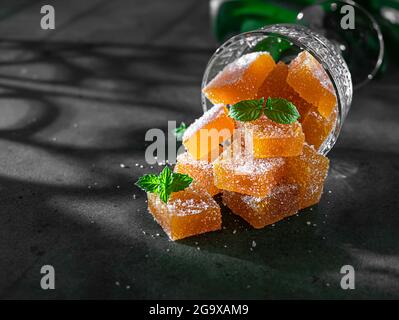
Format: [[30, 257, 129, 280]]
[[0, 37, 399, 299]]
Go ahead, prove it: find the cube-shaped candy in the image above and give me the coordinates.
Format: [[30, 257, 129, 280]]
[[286, 144, 329, 209], [203, 52, 275, 105], [213, 140, 286, 197], [222, 182, 300, 229], [302, 106, 337, 150], [241, 116, 304, 158], [257, 62, 313, 118], [183, 104, 235, 161], [287, 51, 337, 119], [147, 188, 221, 241], [174, 152, 220, 196]]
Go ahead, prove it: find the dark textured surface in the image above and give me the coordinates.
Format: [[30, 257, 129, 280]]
[[0, 0, 398, 299]]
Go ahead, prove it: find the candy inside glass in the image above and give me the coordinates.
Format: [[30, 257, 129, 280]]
[[203, 1, 384, 155], [201, 24, 352, 155], [297, 0, 384, 89]]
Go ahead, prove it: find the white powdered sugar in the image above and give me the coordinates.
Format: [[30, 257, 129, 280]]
[[168, 197, 212, 216], [207, 52, 269, 87], [182, 104, 225, 141], [240, 183, 298, 210], [217, 145, 285, 174], [176, 152, 212, 170], [243, 116, 302, 138]]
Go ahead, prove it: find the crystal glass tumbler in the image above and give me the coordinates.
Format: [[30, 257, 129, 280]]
[[201, 24, 353, 155]]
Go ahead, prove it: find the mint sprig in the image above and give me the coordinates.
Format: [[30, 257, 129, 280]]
[[174, 122, 187, 140], [135, 166, 193, 203], [228, 97, 300, 124]]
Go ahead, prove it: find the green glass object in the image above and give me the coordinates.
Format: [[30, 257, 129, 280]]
[[251, 35, 299, 62], [211, 0, 399, 74], [212, 0, 297, 42]]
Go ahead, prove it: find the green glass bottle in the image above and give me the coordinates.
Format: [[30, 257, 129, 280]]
[[211, 0, 398, 80]]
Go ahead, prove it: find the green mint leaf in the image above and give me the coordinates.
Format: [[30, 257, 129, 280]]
[[136, 166, 193, 204], [228, 97, 264, 122], [264, 97, 300, 124], [158, 166, 173, 203], [174, 122, 187, 140], [135, 174, 159, 193], [158, 166, 173, 186], [158, 187, 170, 204], [170, 172, 193, 193]]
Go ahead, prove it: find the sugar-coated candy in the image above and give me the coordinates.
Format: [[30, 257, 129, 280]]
[[286, 144, 329, 209], [183, 104, 235, 161], [222, 182, 300, 228], [147, 188, 221, 241], [175, 152, 220, 196], [287, 51, 337, 119], [240, 116, 304, 158], [213, 139, 286, 197], [203, 52, 275, 105]]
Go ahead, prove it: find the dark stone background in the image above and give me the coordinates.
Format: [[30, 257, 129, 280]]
[[0, 0, 398, 299]]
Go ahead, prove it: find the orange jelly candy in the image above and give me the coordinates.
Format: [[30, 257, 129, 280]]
[[287, 51, 337, 119], [213, 140, 286, 197], [174, 152, 220, 196], [241, 116, 304, 158], [286, 144, 329, 209], [301, 106, 337, 150], [222, 182, 300, 229], [203, 52, 276, 105], [147, 188, 221, 241], [183, 104, 235, 161], [257, 62, 313, 118]]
